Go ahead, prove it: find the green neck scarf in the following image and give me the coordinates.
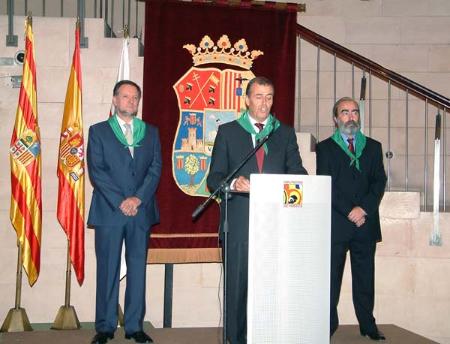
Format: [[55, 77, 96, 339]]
[[237, 110, 280, 153], [108, 115, 146, 148], [331, 129, 366, 171]]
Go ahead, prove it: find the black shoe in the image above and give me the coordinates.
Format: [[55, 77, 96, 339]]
[[125, 331, 154, 343], [360, 330, 386, 341], [91, 332, 114, 344]]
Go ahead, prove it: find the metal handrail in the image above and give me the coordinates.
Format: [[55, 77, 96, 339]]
[[296, 23, 449, 211], [297, 24, 450, 111], [3, 0, 145, 47]]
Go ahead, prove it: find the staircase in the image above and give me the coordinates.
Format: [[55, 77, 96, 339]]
[[295, 22, 450, 211]]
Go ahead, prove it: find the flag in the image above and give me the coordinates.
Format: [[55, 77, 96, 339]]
[[110, 36, 130, 116], [57, 23, 85, 285], [9, 18, 42, 286], [108, 35, 131, 279]]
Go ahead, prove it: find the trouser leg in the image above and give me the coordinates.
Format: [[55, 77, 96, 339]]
[[123, 221, 151, 334], [225, 241, 248, 344], [349, 239, 377, 333], [330, 241, 349, 336], [95, 225, 124, 333]]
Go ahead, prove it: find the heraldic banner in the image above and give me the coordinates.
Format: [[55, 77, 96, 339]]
[[143, 0, 297, 263]]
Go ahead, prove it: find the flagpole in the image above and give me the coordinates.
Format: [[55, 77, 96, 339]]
[[52, 240, 81, 330], [53, 18, 83, 330], [2, 14, 36, 333], [0, 243, 33, 332], [116, 24, 129, 328]]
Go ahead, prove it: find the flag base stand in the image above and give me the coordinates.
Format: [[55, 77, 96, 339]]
[[1, 307, 33, 332], [51, 305, 80, 330]]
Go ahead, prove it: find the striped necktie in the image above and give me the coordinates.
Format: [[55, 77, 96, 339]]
[[347, 137, 355, 154], [255, 123, 265, 173]]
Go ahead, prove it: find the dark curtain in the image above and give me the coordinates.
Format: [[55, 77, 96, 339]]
[[143, 0, 297, 263]]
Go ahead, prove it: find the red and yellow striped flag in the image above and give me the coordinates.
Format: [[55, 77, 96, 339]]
[[57, 23, 85, 285], [9, 18, 42, 286]]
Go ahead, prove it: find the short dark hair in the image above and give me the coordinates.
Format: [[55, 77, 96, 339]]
[[245, 76, 274, 96], [113, 80, 142, 98], [332, 97, 359, 118]]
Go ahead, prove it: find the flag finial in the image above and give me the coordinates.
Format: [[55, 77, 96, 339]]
[[26, 14, 32, 27]]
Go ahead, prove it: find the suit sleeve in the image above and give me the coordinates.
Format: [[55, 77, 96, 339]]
[[207, 126, 229, 192], [87, 125, 124, 210], [316, 142, 354, 217], [285, 127, 308, 175], [135, 127, 162, 206], [359, 142, 387, 217]]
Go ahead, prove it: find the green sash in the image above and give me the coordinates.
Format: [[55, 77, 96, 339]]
[[331, 129, 366, 171], [236, 110, 280, 153], [108, 115, 146, 148]]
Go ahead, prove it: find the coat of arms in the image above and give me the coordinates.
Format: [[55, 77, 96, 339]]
[[172, 35, 263, 196]]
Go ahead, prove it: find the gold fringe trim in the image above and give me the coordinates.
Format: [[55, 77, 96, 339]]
[[148, 248, 222, 264], [151, 233, 218, 238]]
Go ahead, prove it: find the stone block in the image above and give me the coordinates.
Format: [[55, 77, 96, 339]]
[[300, 17, 346, 45], [376, 294, 416, 333], [39, 102, 65, 139], [414, 257, 450, 298], [33, 17, 70, 68], [380, 192, 420, 219], [199, 263, 222, 288], [81, 65, 105, 104], [146, 264, 166, 327], [375, 256, 416, 295], [410, 295, 450, 339], [38, 67, 70, 103], [381, 0, 429, 17], [403, 72, 450, 99], [346, 18, 401, 44], [172, 286, 222, 327], [400, 17, 450, 44], [378, 219, 413, 256]]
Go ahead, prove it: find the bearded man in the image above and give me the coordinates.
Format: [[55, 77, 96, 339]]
[[316, 97, 387, 341]]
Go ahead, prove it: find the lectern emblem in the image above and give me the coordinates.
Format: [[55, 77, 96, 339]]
[[283, 182, 303, 207]]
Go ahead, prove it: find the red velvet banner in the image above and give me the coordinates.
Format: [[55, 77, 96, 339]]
[[143, 0, 297, 263]]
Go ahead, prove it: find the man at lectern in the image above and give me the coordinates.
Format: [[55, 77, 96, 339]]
[[87, 80, 162, 344], [316, 97, 387, 341], [207, 76, 307, 344]]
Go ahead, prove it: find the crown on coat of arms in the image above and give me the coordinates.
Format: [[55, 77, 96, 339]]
[[183, 35, 263, 70]]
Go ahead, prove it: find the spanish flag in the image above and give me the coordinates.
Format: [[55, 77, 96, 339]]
[[57, 22, 85, 285], [9, 17, 42, 286]]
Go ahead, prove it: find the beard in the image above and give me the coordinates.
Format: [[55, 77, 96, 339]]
[[337, 118, 360, 136]]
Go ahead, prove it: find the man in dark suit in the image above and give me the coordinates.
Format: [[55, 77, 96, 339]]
[[207, 76, 307, 344], [87, 80, 162, 344], [316, 97, 387, 341]]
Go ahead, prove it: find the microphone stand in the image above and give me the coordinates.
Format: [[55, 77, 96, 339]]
[[192, 130, 274, 344]]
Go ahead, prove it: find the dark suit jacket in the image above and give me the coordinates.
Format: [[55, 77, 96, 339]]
[[87, 120, 162, 230], [207, 120, 307, 243], [316, 136, 386, 244]]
